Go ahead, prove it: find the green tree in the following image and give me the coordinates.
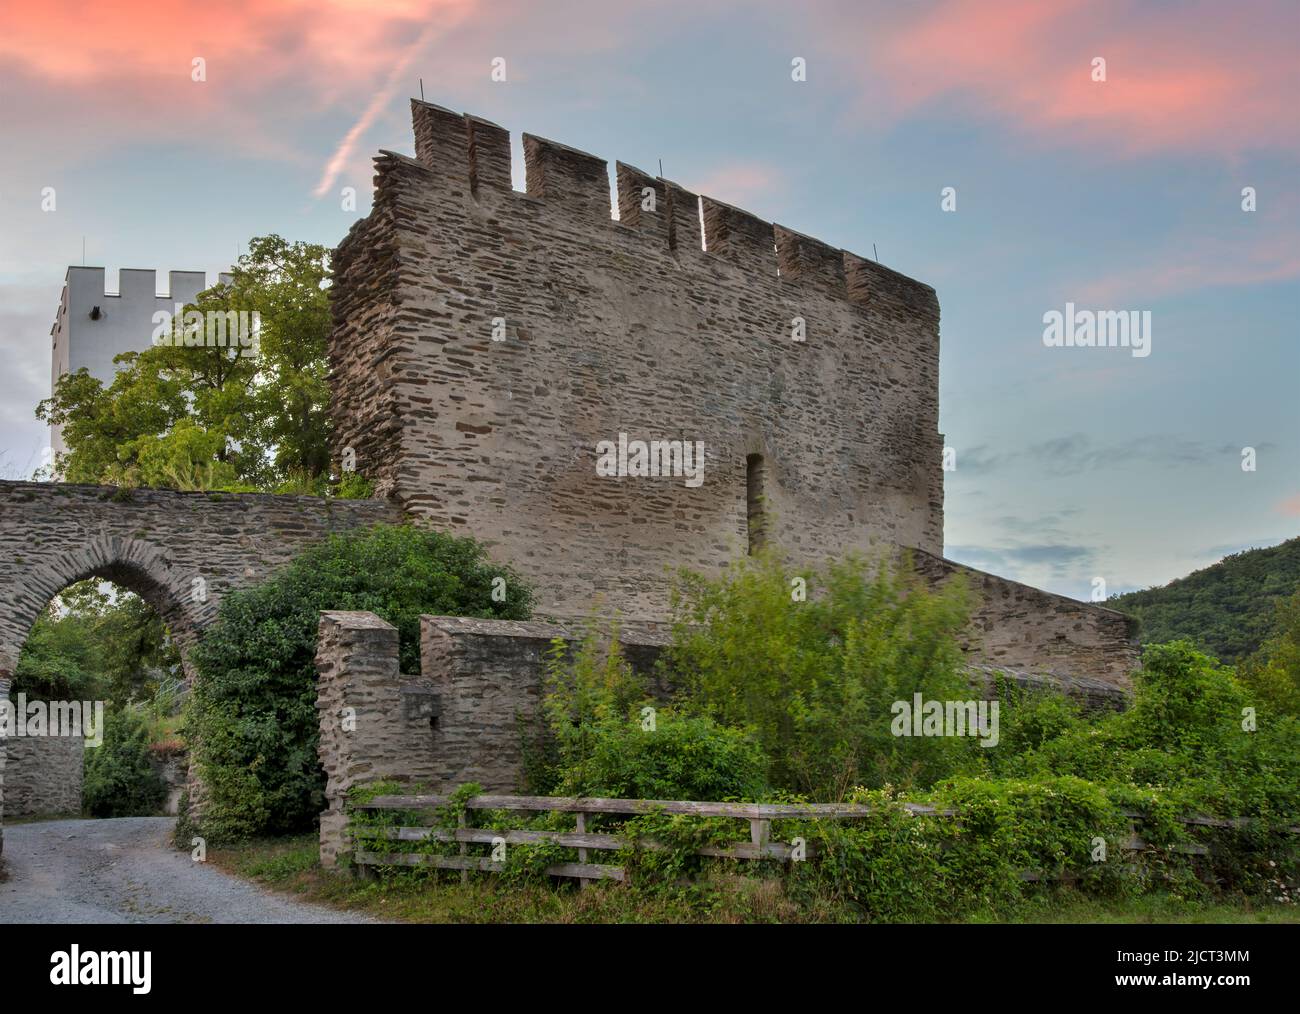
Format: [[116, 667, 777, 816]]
[[83, 709, 168, 817], [37, 235, 334, 492], [1239, 587, 1300, 715], [1109, 537, 1300, 663], [663, 551, 977, 799], [13, 580, 178, 705], [184, 524, 533, 842], [13, 605, 100, 702]]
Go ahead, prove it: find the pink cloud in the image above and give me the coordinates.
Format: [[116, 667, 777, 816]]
[[826, 0, 1300, 158], [686, 163, 784, 210], [1077, 227, 1300, 305], [0, 0, 482, 174], [1275, 494, 1300, 518]]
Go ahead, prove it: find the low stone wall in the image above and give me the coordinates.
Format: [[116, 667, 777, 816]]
[[314, 611, 669, 867], [315, 609, 1130, 866], [419, 615, 672, 793], [913, 550, 1140, 691], [2, 732, 84, 819], [0, 677, 7, 854]]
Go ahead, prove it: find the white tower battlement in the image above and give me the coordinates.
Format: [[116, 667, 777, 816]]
[[49, 266, 230, 456]]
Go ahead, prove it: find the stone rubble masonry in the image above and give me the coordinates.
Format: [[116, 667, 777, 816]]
[[0, 481, 402, 678], [2, 100, 1142, 854], [316, 611, 424, 869], [418, 614, 673, 791], [0, 480, 402, 854], [3, 733, 84, 818], [329, 99, 946, 622], [315, 609, 1129, 867], [315, 610, 672, 867], [912, 550, 1139, 689], [327, 99, 1137, 689], [149, 749, 188, 816], [0, 678, 5, 856]]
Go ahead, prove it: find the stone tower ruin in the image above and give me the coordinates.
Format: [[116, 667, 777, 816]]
[[329, 98, 1136, 691]]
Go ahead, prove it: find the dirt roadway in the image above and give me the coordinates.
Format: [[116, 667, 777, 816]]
[[0, 817, 373, 924]]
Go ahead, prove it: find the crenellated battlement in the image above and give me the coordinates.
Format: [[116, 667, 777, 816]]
[[322, 96, 1141, 693], [61, 266, 220, 303], [330, 97, 946, 621], [385, 99, 937, 319]]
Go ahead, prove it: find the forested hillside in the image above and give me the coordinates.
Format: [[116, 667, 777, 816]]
[[1110, 537, 1300, 662]]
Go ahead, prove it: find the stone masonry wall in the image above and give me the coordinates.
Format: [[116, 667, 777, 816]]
[[0, 679, 6, 844], [0, 481, 402, 677], [418, 614, 673, 791], [315, 610, 671, 867], [327, 99, 1137, 696], [315, 610, 1129, 866], [0, 480, 401, 854], [330, 100, 945, 621], [913, 550, 1140, 689], [3, 733, 84, 818], [315, 611, 438, 868]]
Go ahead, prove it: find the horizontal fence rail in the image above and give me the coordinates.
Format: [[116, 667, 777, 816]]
[[345, 793, 1298, 886]]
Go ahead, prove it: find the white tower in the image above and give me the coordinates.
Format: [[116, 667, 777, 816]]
[[49, 267, 220, 456]]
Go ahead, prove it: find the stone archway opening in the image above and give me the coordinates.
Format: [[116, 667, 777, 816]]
[[2, 549, 196, 834], [0, 480, 403, 857], [0, 536, 210, 693]]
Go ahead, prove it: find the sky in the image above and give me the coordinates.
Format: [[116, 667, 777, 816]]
[[0, 0, 1296, 601]]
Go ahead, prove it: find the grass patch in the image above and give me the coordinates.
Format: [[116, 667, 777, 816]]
[[210, 834, 1300, 924], [996, 890, 1300, 924], [6, 813, 84, 825], [208, 833, 799, 923]]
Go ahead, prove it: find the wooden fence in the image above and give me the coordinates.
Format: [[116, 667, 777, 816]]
[[346, 793, 1294, 885]]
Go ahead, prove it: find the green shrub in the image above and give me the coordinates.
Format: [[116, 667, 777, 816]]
[[786, 776, 1132, 922], [1012, 641, 1268, 793], [983, 679, 1085, 775], [529, 622, 767, 801], [186, 523, 532, 843], [332, 472, 375, 500], [83, 709, 168, 817], [558, 714, 768, 801], [663, 550, 978, 798], [1237, 587, 1300, 717]]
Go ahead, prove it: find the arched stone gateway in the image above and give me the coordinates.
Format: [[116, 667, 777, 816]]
[[0, 480, 401, 853]]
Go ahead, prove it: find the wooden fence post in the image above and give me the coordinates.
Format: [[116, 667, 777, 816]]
[[576, 811, 591, 889], [459, 810, 469, 885]]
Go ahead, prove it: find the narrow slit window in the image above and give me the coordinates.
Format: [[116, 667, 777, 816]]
[[746, 453, 767, 555]]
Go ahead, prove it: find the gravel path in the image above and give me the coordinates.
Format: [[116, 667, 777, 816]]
[[0, 817, 375, 923]]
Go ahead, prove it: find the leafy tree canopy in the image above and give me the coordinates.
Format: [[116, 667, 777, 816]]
[[37, 235, 336, 493], [14, 579, 179, 705], [1109, 536, 1300, 663]]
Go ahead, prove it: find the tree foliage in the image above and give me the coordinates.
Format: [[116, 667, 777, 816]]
[[14, 579, 178, 705], [1110, 537, 1300, 662], [527, 624, 769, 801], [36, 235, 336, 493], [184, 524, 533, 843], [82, 708, 168, 818], [662, 551, 978, 799], [1238, 586, 1300, 716]]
